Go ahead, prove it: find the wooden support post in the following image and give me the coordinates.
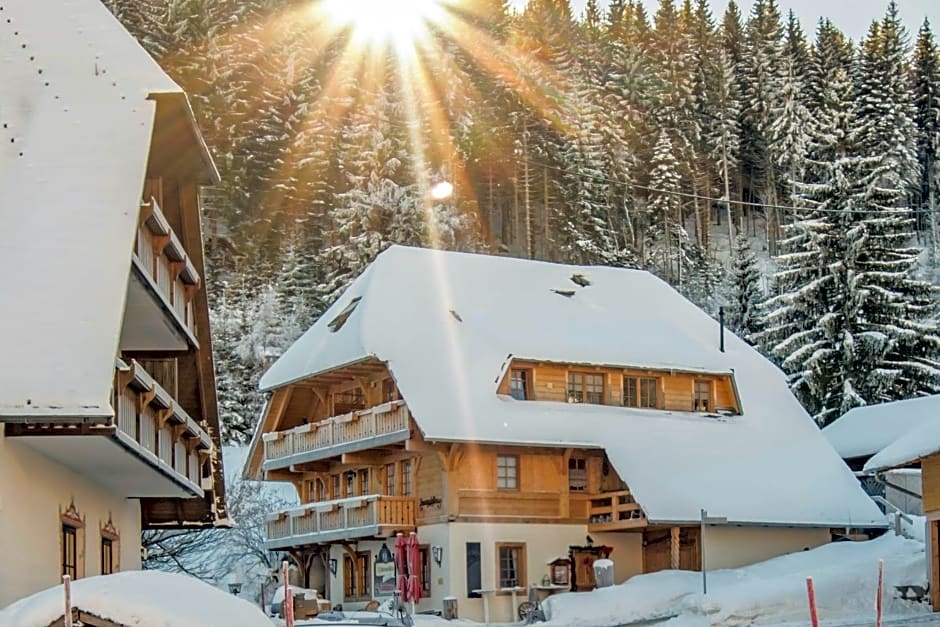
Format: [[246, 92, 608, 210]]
[[876, 559, 884, 627], [670, 527, 680, 570]]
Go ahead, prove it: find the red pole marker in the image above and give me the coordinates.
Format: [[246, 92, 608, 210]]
[[876, 559, 884, 627], [806, 576, 819, 627]]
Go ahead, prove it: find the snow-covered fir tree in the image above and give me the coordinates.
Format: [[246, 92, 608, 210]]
[[726, 235, 764, 340]]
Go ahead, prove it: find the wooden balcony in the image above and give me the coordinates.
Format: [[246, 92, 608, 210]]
[[262, 400, 410, 471], [112, 358, 212, 494], [130, 197, 199, 345], [587, 490, 647, 532], [5, 360, 212, 498], [265, 495, 416, 549]]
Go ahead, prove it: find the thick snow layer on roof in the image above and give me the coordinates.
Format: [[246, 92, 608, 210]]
[[0, 0, 179, 416], [261, 246, 884, 527], [822, 395, 940, 460], [0, 570, 272, 627], [865, 397, 940, 472]]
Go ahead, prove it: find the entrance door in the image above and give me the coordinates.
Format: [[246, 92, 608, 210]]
[[642, 528, 700, 573]]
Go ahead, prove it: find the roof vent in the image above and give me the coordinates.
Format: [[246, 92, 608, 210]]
[[570, 273, 591, 287], [449, 309, 463, 322], [327, 297, 362, 333], [552, 289, 576, 298]]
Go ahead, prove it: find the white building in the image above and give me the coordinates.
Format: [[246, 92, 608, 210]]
[[244, 245, 884, 622], [0, 0, 226, 606]]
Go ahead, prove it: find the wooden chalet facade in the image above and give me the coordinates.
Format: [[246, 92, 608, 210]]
[[854, 395, 940, 610], [0, 0, 225, 606], [245, 246, 883, 622]]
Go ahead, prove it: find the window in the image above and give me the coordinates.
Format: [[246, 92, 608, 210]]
[[343, 551, 371, 600], [358, 469, 370, 495], [466, 543, 482, 598], [496, 455, 518, 490], [331, 475, 340, 499], [639, 378, 658, 408], [60, 500, 84, 580], [315, 478, 327, 502], [568, 458, 587, 492], [419, 546, 431, 595], [402, 460, 413, 496], [509, 370, 529, 400], [62, 524, 77, 580], [694, 380, 712, 412], [328, 297, 361, 333], [101, 537, 114, 575], [100, 518, 119, 576], [623, 376, 638, 407], [623, 376, 660, 408], [497, 543, 526, 589], [345, 471, 356, 497], [568, 372, 604, 404], [382, 378, 398, 403], [385, 463, 397, 496], [334, 388, 365, 415]]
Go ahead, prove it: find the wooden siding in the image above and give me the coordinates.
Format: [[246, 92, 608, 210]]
[[498, 360, 740, 414], [923, 453, 940, 513]]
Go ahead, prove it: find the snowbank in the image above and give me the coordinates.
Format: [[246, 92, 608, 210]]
[[0, 570, 272, 627], [542, 534, 927, 627]]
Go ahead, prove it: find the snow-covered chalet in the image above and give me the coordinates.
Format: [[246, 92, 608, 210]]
[[0, 0, 226, 606], [834, 395, 940, 610], [244, 245, 884, 621]]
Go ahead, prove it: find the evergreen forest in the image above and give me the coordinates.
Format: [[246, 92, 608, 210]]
[[102, 0, 940, 435]]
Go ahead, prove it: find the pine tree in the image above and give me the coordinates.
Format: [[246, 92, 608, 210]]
[[645, 131, 696, 288], [726, 235, 763, 338], [855, 2, 919, 212], [912, 19, 940, 255]]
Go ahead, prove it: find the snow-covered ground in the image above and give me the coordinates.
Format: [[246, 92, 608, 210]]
[[0, 570, 273, 626], [539, 533, 927, 627], [405, 531, 931, 627]]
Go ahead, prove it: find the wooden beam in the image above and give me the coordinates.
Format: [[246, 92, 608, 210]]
[[156, 406, 174, 428], [269, 387, 294, 433], [341, 451, 387, 466], [670, 527, 680, 570], [138, 385, 157, 411], [290, 462, 331, 473]]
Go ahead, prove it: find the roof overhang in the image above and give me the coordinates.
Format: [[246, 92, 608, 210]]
[[0, 406, 113, 423], [147, 92, 220, 185]]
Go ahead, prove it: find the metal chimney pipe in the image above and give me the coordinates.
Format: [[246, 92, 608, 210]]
[[719, 307, 725, 353]]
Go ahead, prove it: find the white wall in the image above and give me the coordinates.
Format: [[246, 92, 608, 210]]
[[0, 429, 142, 607], [702, 526, 830, 571]]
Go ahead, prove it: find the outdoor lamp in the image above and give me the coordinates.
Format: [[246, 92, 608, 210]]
[[431, 545, 443, 567], [328, 558, 338, 576]]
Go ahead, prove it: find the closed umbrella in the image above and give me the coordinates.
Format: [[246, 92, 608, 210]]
[[406, 532, 422, 608], [394, 533, 408, 606]]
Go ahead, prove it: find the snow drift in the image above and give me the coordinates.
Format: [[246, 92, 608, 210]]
[[0, 570, 272, 627]]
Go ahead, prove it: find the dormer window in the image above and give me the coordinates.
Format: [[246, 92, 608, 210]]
[[568, 372, 604, 404], [694, 380, 712, 412], [510, 369, 529, 400], [624, 376, 659, 409]]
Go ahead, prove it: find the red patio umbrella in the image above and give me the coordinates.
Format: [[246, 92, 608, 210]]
[[394, 533, 408, 605], [406, 532, 422, 605]]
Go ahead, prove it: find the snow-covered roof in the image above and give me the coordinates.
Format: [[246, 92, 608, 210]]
[[0, 0, 216, 418], [259, 246, 883, 528], [823, 395, 940, 461], [863, 396, 940, 472], [0, 570, 272, 626]]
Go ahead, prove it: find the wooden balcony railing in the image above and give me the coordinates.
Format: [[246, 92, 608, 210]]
[[265, 495, 416, 549], [113, 359, 213, 495], [262, 401, 410, 469], [587, 490, 647, 531], [133, 198, 200, 340]]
